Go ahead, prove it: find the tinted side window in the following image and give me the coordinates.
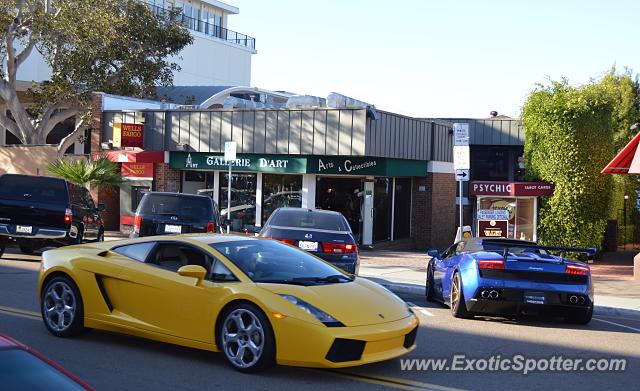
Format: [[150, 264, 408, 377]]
[[0, 175, 68, 204], [210, 260, 238, 282], [112, 242, 156, 262]]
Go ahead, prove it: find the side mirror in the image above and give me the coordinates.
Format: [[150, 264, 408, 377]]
[[427, 249, 440, 259], [97, 203, 106, 212], [177, 265, 207, 286]]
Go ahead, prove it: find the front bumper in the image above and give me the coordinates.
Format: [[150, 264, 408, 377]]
[[465, 287, 593, 317], [272, 314, 419, 368], [0, 224, 68, 240]]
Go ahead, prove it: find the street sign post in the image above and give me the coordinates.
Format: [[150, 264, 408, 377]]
[[453, 123, 470, 237], [455, 169, 470, 181], [224, 141, 237, 233]]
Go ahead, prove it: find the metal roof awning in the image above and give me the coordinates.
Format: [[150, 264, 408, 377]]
[[602, 131, 640, 174]]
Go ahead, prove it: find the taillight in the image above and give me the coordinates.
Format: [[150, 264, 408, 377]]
[[566, 264, 590, 275], [133, 215, 142, 234], [64, 208, 72, 224], [206, 221, 215, 233], [322, 242, 357, 254], [273, 238, 296, 245], [478, 259, 505, 269]]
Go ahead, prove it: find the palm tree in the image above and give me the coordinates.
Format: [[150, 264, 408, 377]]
[[48, 156, 122, 188]]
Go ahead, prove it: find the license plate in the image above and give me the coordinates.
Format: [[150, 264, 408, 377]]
[[298, 241, 318, 252], [164, 224, 182, 234], [523, 291, 546, 305], [16, 225, 32, 234]]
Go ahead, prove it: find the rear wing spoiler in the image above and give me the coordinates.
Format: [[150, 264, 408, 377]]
[[479, 239, 597, 260]]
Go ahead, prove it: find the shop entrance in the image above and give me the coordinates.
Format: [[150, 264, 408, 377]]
[[316, 177, 363, 239]]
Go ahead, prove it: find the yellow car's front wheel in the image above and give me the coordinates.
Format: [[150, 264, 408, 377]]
[[218, 303, 275, 373], [41, 275, 87, 337]]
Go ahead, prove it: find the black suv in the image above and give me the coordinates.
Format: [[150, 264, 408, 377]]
[[131, 192, 222, 238], [0, 174, 105, 255]]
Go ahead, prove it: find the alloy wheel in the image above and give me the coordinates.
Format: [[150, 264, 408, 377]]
[[43, 281, 76, 332], [451, 274, 460, 309], [221, 308, 265, 369]]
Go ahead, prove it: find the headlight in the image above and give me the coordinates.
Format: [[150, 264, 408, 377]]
[[278, 294, 343, 326]]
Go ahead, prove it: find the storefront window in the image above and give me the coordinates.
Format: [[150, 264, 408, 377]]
[[476, 197, 536, 240], [262, 174, 302, 223], [219, 173, 257, 231], [515, 198, 535, 241]]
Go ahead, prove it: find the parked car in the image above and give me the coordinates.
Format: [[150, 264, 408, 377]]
[[259, 208, 359, 274], [131, 192, 222, 238], [38, 235, 417, 372], [425, 237, 595, 324], [0, 332, 93, 390], [0, 174, 105, 256]]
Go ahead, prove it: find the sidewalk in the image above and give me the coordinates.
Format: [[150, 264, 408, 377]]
[[359, 250, 640, 319]]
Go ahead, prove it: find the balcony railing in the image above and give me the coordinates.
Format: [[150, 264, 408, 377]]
[[147, 4, 256, 50]]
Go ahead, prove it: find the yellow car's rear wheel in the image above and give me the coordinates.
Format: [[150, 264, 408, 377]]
[[218, 303, 275, 372]]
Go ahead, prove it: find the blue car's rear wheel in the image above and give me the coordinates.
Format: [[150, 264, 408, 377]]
[[566, 305, 593, 324], [451, 272, 472, 319]]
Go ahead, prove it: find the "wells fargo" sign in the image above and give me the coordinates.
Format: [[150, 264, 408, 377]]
[[121, 162, 154, 178], [113, 122, 144, 148]]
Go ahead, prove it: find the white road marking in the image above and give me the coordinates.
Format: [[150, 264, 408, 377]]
[[406, 301, 434, 317], [593, 317, 640, 333]]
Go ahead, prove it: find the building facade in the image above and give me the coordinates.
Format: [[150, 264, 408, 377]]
[[2, 0, 255, 148], [440, 117, 553, 241], [94, 99, 457, 249]]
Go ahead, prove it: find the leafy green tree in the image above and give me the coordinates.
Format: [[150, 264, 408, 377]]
[[0, 0, 192, 153], [522, 79, 614, 248], [597, 69, 640, 224], [48, 156, 122, 188]]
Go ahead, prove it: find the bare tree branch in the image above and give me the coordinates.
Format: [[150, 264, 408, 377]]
[[0, 110, 26, 143], [40, 105, 84, 138], [57, 116, 87, 155], [15, 38, 35, 69]]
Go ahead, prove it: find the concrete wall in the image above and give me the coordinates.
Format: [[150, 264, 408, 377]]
[[171, 32, 253, 86], [0, 145, 82, 176]]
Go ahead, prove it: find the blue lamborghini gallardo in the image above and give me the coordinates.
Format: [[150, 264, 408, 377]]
[[425, 238, 595, 324]]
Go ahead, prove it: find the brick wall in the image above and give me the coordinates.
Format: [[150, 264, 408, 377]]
[[90, 93, 103, 153], [410, 172, 456, 250], [154, 163, 181, 192]]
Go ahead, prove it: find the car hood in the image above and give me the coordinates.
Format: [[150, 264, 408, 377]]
[[257, 277, 410, 327]]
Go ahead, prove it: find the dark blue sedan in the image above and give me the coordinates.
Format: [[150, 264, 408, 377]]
[[259, 208, 360, 274], [426, 238, 595, 324]]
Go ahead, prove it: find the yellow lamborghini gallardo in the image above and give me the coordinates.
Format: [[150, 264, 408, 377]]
[[38, 234, 418, 372]]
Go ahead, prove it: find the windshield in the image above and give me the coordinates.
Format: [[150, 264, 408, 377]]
[[270, 210, 350, 232], [0, 175, 68, 203], [210, 239, 352, 285], [139, 194, 212, 219]]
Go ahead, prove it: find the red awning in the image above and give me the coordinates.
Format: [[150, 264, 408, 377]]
[[602, 131, 640, 174], [93, 150, 165, 164]]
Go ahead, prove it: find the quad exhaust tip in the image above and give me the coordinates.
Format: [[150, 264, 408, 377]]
[[578, 296, 585, 304], [569, 295, 578, 304], [480, 290, 500, 299]]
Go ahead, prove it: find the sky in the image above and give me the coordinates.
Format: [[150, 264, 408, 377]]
[[227, 0, 640, 118]]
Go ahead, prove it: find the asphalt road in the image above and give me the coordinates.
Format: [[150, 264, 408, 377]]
[[1, 246, 639, 391]]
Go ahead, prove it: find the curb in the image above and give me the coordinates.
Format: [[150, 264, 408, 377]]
[[593, 305, 640, 320], [362, 275, 640, 320], [360, 276, 426, 296]]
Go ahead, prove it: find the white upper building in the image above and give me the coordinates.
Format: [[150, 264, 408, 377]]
[[16, 0, 255, 87]]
